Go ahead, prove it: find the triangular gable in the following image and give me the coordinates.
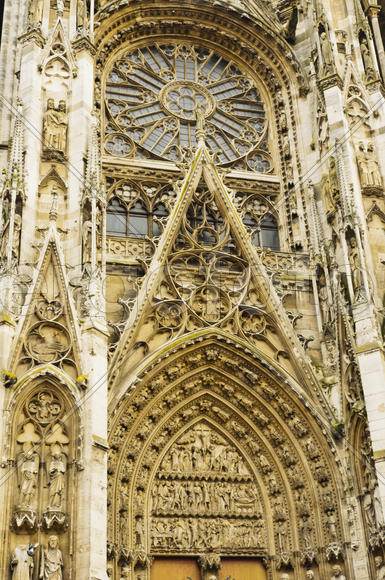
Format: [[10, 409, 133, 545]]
[[10, 223, 82, 381], [110, 143, 334, 413]]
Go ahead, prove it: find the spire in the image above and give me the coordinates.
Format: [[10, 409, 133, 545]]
[[84, 111, 102, 202]]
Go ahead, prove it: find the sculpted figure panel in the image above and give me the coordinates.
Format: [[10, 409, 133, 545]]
[[149, 421, 265, 553], [18, 451, 39, 508], [39, 536, 63, 580], [10, 545, 34, 580], [48, 451, 66, 509]]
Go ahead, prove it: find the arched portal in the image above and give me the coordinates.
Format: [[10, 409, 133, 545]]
[[108, 338, 345, 580]]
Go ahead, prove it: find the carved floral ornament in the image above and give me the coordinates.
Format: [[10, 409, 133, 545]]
[[108, 342, 344, 567]]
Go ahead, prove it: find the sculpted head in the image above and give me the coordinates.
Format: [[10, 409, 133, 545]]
[[48, 535, 58, 549], [332, 565, 342, 576], [306, 571, 314, 579]]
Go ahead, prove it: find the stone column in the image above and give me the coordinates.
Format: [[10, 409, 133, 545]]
[[76, 321, 109, 579], [18, 36, 44, 266], [367, 6, 385, 80]]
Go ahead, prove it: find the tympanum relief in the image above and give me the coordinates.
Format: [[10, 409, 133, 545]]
[[150, 423, 264, 553]]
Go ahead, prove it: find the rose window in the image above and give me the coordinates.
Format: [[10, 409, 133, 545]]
[[104, 44, 269, 166]]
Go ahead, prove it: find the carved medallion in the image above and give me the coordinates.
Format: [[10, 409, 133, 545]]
[[26, 390, 63, 425], [25, 322, 71, 364]]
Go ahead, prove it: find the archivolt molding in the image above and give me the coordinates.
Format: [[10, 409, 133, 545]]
[[108, 341, 347, 572], [94, 0, 306, 95]]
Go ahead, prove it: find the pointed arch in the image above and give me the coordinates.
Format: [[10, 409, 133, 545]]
[[108, 337, 348, 577]]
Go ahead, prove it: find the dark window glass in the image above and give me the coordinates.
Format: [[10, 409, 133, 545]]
[[261, 213, 279, 250], [106, 198, 127, 235], [129, 201, 149, 237]]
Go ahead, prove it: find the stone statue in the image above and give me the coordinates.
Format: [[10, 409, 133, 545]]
[[28, 0, 44, 24], [77, 0, 89, 30], [39, 536, 63, 579], [43, 100, 59, 150], [48, 451, 66, 509], [330, 565, 345, 580], [56, 101, 68, 153], [19, 451, 39, 508], [306, 571, 315, 579], [121, 567, 130, 579], [10, 545, 34, 580], [360, 37, 376, 81], [348, 236, 363, 299], [375, 556, 385, 580], [318, 271, 330, 326], [320, 30, 333, 75], [366, 142, 382, 187]]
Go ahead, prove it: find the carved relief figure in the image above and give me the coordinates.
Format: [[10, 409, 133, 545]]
[[348, 236, 363, 299], [43, 100, 59, 150], [43, 100, 68, 153], [366, 142, 382, 187], [330, 565, 345, 580], [10, 545, 34, 580], [357, 142, 382, 188], [56, 101, 68, 153], [375, 556, 385, 580], [318, 271, 330, 327], [19, 451, 39, 508], [320, 30, 333, 75], [39, 536, 63, 579], [28, 0, 44, 24], [1, 213, 22, 263], [48, 451, 66, 509], [306, 572, 315, 580], [77, 0, 89, 29], [360, 37, 376, 81]]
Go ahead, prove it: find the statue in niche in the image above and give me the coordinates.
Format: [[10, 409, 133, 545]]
[[43, 99, 68, 153], [319, 30, 334, 75], [348, 236, 364, 299], [375, 556, 385, 580], [18, 450, 39, 508], [317, 271, 331, 327], [121, 568, 130, 579], [28, 0, 44, 24], [362, 489, 377, 532], [48, 450, 66, 509], [306, 572, 315, 580], [77, 0, 89, 30], [357, 142, 382, 188], [1, 213, 22, 263], [360, 37, 376, 81], [39, 535, 63, 579], [330, 565, 346, 580], [366, 142, 382, 187], [56, 101, 68, 153], [43, 100, 59, 150], [10, 545, 35, 580]]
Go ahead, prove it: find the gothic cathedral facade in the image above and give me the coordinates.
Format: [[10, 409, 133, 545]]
[[1, 0, 385, 579]]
